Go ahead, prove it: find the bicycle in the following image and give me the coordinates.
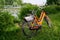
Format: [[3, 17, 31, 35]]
[[22, 9, 52, 37]]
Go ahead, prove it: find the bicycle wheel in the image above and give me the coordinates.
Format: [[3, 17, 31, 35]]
[[22, 20, 37, 37]]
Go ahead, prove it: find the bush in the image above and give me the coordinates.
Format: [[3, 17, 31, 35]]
[[18, 4, 41, 20], [0, 11, 15, 31], [44, 5, 58, 14], [55, 6, 60, 11]]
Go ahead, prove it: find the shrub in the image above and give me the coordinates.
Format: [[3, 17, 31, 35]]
[[44, 5, 58, 14], [0, 11, 15, 31], [55, 6, 60, 11], [18, 4, 41, 20]]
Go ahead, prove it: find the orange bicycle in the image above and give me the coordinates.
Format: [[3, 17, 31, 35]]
[[22, 9, 52, 37]]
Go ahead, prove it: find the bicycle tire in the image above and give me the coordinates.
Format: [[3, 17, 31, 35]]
[[22, 20, 38, 37]]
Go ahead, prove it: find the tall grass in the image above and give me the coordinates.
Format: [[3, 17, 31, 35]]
[[0, 5, 60, 40], [0, 12, 60, 40]]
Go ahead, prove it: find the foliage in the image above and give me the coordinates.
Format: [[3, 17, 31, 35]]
[[0, 0, 4, 8], [44, 5, 59, 14], [47, 0, 60, 5], [0, 0, 4, 5], [0, 5, 4, 9], [5, 0, 13, 5], [0, 0, 13, 5], [0, 0, 22, 5], [18, 4, 40, 20], [57, 0, 60, 5], [0, 11, 15, 31], [13, 0, 22, 5], [55, 6, 60, 11], [0, 12, 60, 40]]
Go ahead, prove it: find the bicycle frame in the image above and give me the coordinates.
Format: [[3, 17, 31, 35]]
[[31, 10, 51, 28]]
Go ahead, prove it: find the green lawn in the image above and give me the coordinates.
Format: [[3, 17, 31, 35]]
[[0, 12, 60, 40]]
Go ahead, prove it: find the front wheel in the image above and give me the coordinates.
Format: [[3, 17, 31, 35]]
[[22, 20, 38, 37]]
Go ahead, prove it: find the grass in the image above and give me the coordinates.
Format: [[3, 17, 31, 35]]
[[0, 12, 60, 40]]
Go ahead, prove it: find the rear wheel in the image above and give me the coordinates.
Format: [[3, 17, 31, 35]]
[[44, 16, 52, 28]]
